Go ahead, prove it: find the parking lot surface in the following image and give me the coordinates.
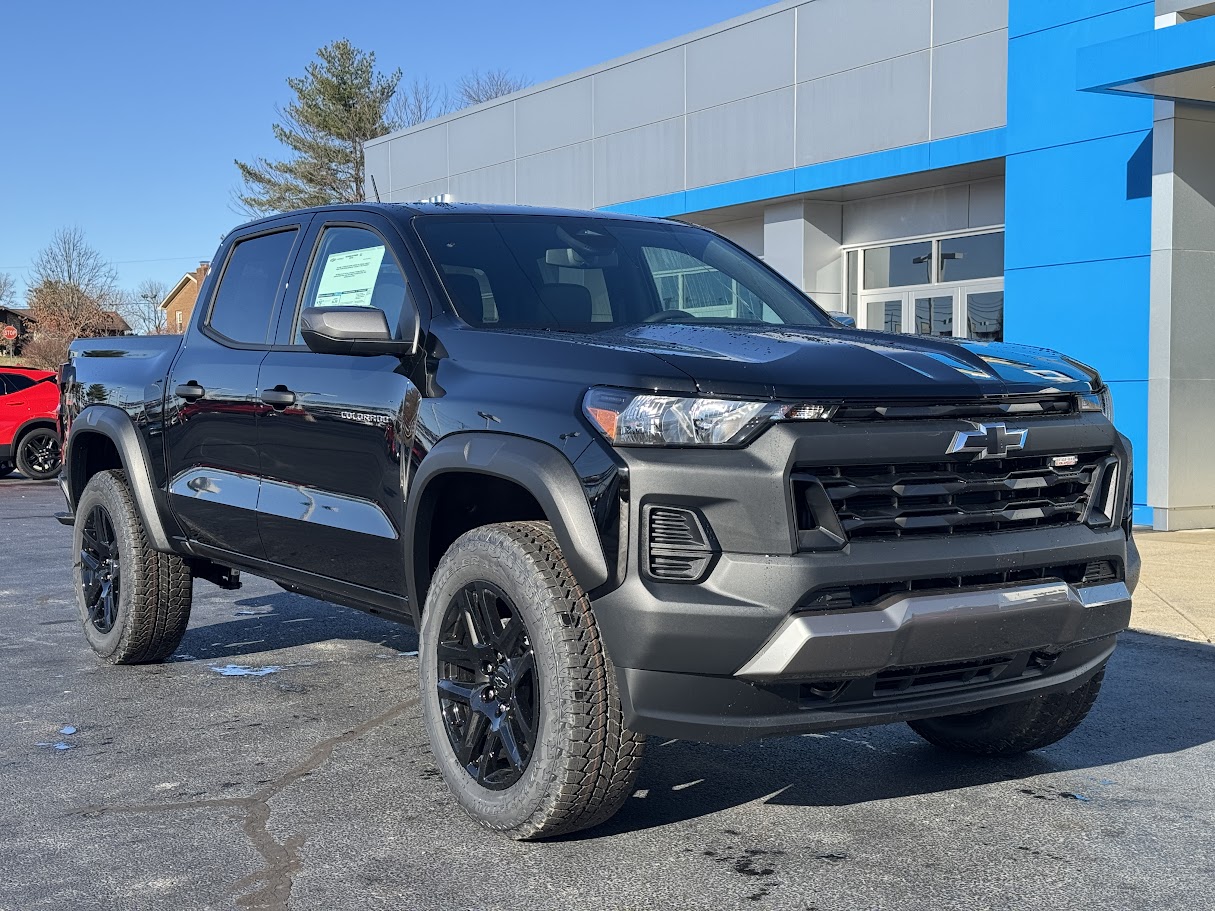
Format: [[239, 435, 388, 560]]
[[2, 479, 1213, 911]]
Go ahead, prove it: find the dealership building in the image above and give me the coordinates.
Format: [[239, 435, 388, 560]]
[[365, 0, 1215, 529]]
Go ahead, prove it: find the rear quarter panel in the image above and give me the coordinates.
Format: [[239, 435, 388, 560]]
[[63, 336, 184, 489]]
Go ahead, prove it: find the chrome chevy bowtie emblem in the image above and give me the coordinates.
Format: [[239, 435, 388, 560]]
[[947, 422, 1028, 459]]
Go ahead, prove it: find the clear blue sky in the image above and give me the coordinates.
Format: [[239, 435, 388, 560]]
[[0, 0, 772, 297]]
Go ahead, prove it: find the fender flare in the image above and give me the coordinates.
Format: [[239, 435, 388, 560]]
[[404, 432, 609, 614], [65, 405, 174, 553]]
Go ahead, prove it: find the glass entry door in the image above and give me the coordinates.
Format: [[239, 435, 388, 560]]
[[859, 282, 1003, 340]]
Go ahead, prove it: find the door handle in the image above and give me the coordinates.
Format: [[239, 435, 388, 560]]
[[174, 382, 206, 401], [261, 387, 296, 409]]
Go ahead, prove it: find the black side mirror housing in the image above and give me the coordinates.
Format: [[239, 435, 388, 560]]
[[300, 306, 418, 357]]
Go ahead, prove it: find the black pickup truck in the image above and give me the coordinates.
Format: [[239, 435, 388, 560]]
[[59, 203, 1138, 839]]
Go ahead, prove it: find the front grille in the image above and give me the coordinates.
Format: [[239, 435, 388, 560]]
[[796, 559, 1122, 614], [794, 452, 1113, 541]]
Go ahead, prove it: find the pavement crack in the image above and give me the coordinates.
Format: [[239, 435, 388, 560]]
[[70, 697, 418, 911]]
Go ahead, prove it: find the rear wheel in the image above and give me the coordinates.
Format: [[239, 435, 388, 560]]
[[0, 461, 13, 479], [74, 470, 193, 664], [909, 670, 1105, 756], [420, 521, 645, 839], [15, 427, 61, 480]]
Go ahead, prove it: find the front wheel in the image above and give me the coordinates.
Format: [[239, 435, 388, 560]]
[[419, 521, 645, 840], [909, 669, 1105, 756], [15, 427, 61, 480], [73, 470, 193, 664]]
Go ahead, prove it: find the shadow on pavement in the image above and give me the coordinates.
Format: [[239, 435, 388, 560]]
[[584, 630, 1215, 838], [175, 590, 418, 661], [170, 592, 1214, 838]]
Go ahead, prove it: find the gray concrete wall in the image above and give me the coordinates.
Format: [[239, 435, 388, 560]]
[[365, 0, 1008, 209], [1149, 100, 1215, 529]]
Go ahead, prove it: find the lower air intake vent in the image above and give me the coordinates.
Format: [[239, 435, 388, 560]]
[[643, 505, 716, 583]]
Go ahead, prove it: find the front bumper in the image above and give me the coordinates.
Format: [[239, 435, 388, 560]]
[[587, 413, 1135, 742]]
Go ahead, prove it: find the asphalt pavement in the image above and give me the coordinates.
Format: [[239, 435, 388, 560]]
[[2, 478, 1213, 911]]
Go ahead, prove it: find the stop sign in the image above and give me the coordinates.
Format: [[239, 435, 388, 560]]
[[1, 325, 16, 342]]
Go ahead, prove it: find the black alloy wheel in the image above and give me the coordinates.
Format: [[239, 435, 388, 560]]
[[16, 428, 61, 480], [436, 580, 539, 790], [80, 504, 121, 634]]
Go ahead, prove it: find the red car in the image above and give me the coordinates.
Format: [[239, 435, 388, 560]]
[[0, 366, 61, 480]]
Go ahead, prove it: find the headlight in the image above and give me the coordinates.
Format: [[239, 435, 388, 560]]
[[1079, 388, 1114, 421], [583, 388, 835, 447]]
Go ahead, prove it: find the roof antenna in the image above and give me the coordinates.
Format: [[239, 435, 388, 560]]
[[370, 174, 382, 203]]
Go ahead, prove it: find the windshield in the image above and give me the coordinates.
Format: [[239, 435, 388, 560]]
[[413, 215, 833, 332]]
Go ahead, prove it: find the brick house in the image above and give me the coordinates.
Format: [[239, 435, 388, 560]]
[[159, 262, 210, 334]]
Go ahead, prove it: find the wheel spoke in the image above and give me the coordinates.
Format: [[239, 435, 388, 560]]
[[460, 586, 491, 646], [476, 729, 500, 783], [437, 641, 479, 672], [510, 694, 537, 750], [437, 678, 478, 705], [497, 614, 524, 654], [101, 586, 115, 629], [458, 709, 490, 769], [497, 718, 525, 771], [80, 548, 101, 573], [509, 651, 534, 687], [81, 527, 106, 560]]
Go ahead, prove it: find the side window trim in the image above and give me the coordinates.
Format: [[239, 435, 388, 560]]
[[199, 218, 310, 351], [281, 218, 418, 348]]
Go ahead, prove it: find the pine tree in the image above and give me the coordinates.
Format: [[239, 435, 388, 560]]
[[235, 40, 400, 215]]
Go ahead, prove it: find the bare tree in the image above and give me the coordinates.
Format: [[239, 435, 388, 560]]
[[0, 272, 15, 309], [121, 278, 170, 335], [23, 227, 122, 369], [390, 76, 455, 129], [456, 68, 530, 106]]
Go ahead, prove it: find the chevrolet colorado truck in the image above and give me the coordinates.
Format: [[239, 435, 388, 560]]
[[58, 203, 1138, 839]]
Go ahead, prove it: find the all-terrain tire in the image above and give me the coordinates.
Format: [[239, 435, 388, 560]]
[[73, 470, 193, 664], [909, 669, 1105, 756], [15, 427, 61, 480], [419, 521, 646, 840]]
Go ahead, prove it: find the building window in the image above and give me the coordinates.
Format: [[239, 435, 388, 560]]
[[940, 232, 1004, 282], [175, 310, 183, 332], [862, 241, 933, 289], [847, 230, 1004, 341]]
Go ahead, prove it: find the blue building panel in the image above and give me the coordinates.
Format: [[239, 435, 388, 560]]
[[1004, 130, 1153, 271], [1005, 0, 1156, 516], [1009, 0, 1151, 39], [1004, 255, 1150, 383], [1007, 3, 1154, 155]]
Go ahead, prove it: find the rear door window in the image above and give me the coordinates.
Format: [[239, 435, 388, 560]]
[[207, 229, 298, 345], [1, 374, 35, 395]]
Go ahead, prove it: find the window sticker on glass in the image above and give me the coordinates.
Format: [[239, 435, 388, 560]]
[[314, 245, 386, 307]]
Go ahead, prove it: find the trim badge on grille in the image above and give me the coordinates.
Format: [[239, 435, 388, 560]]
[[947, 422, 1028, 460]]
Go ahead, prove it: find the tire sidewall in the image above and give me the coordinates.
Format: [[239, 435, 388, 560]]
[[419, 528, 572, 833], [74, 473, 138, 660]]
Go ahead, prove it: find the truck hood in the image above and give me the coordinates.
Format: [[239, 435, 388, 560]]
[[577, 324, 1099, 399]]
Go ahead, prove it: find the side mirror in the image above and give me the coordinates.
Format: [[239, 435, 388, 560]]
[[826, 311, 856, 329], [300, 306, 418, 357]]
